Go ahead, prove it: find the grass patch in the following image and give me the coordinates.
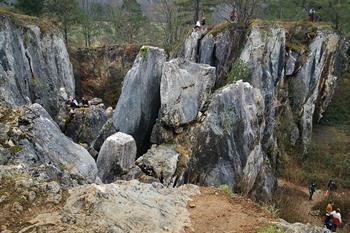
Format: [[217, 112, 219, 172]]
[[139, 46, 149, 57], [0, 8, 55, 34], [256, 225, 283, 233], [209, 21, 235, 37]]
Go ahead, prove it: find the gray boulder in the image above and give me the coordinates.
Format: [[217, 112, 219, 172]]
[[136, 144, 179, 187], [97, 132, 137, 183], [112, 46, 166, 155], [21, 104, 97, 182], [0, 13, 75, 117], [159, 58, 216, 128]]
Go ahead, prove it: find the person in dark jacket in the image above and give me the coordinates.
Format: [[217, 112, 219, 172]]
[[309, 182, 316, 200]]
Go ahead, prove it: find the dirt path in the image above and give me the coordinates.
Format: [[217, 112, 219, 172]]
[[185, 188, 273, 233]]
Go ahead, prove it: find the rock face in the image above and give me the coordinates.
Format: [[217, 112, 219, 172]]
[[159, 58, 216, 127], [0, 12, 75, 117], [97, 132, 137, 183], [20, 180, 200, 233], [71, 44, 140, 107], [188, 81, 275, 200], [0, 102, 97, 183], [136, 144, 179, 187], [112, 46, 166, 155]]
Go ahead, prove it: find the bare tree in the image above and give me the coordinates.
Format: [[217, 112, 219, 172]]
[[224, 0, 260, 26], [154, 0, 186, 53], [194, 0, 200, 23]]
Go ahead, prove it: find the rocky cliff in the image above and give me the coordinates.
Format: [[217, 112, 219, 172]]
[[71, 44, 140, 107], [0, 10, 75, 117]]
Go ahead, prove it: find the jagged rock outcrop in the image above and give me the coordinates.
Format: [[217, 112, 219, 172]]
[[182, 29, 208, 62], [97, 132, 137, 183], [20, 180, 200, 233], [135, 144, 179, 187], [71, 44, 140, 107], [181, 22, 348, 155], [112, 46, 166, 155], [57, 104, 108, 146], [188, 81, 275, 200], [0, 12, 75, 117], [159, 58, 216, 127], [0, 102, 97, 183]]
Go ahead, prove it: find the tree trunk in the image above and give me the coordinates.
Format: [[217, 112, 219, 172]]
[[194, 0, 200, 23]]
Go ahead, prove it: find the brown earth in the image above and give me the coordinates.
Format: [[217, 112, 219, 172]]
[[185, 187, 274, 233]]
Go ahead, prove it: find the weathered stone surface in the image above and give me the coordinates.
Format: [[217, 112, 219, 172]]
[[20, 180, 200, 233], [97, 132, 137, 183], [0, 13, 75, 117], [112, 46, 166, 155], [276, 220, 331, 233], [91, 118, 117, 153], [182, 29, 207, 62], [21, 104, 98, 182], [136, 144, 179, 187], [189, 81, 276, 201], [159, 58, 216, 128], [240, 27, 286, 151]]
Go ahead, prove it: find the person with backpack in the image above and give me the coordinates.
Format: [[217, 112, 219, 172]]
[[325, 201, 334, 230], [308, 182, 316, 200], [331, 209, 342, 232]]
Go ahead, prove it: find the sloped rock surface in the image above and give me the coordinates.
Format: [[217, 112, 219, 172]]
[[22, 104, 98, 182], [97, 132, 136, 183], [112, 46, 166, 155], [0, 102, 97, 183], [159, 58, 216, 127], [0, 13, 75, 117], [182, 29, 207, 62], [136, 144, 179, 187], [20, 180, 200, 233]]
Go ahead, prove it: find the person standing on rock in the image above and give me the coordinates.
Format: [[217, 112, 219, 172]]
[[308, 182, 316, 200], [308, 8, 316, 22], [328, 180, 337, 193]]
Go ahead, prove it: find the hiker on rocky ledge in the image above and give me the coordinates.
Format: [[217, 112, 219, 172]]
[[331, 208, 342, 232]]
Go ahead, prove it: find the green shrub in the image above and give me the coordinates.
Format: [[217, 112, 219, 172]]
[[227, 59, 251, 83]]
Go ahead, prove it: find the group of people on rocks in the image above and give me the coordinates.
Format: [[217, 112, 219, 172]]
[[308, 180, 343, 232]]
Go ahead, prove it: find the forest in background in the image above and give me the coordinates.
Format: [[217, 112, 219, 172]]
[[0, 0, 349, 50]]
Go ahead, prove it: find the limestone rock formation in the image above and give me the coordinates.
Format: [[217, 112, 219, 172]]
[[136, 144, 179, 187], [97, 132, 137, 183], [112, 46, 166, 155], [182, 29, 207, 62], [20, 180, 200, 233], [188, 81, 275, 200], [159, 58, 216, 127], [0, 12, 75, 117]]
